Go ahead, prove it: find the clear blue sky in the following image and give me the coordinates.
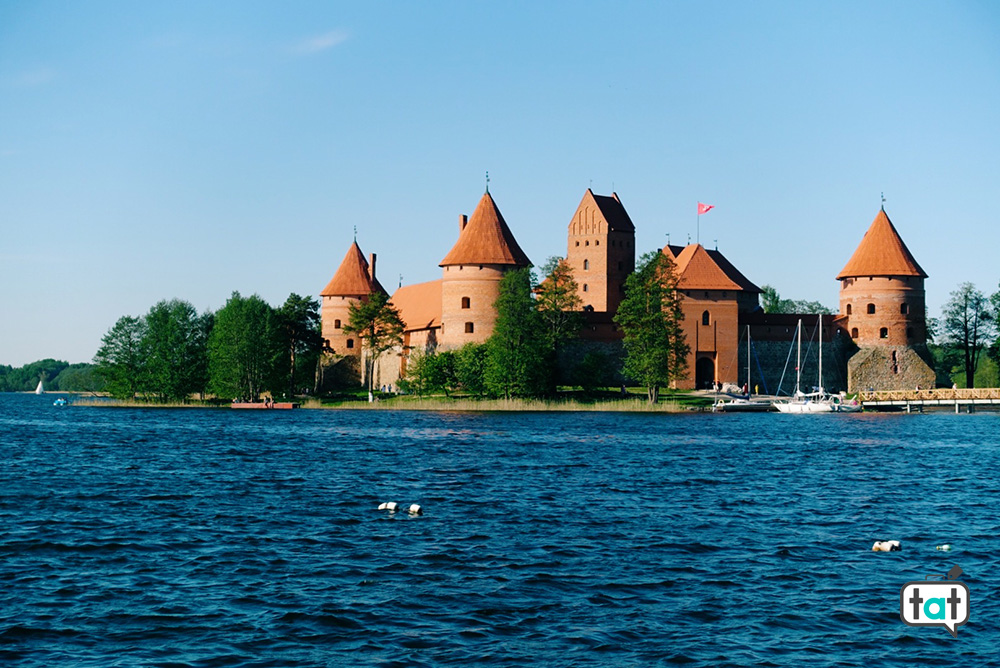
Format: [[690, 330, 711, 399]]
[[2, 1, 998, 366]]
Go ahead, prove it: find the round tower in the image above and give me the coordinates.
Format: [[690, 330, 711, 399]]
[[320, 241, 386, 356], [837, 208, 928, 347], [837, 207, 934, 391], [439, 191, 531, 348]]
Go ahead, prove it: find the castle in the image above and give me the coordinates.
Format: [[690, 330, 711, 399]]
[[319, 189, 933, 393]]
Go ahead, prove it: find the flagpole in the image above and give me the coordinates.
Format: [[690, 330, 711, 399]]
[[696, 202, 699, 246]]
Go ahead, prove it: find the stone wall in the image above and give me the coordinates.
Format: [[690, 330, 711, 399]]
[[847, 344, 935, 392], [736, 334, 852, 395]]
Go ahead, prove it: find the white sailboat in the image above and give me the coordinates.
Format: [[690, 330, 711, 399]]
[[35, 378, 44, 395], [773, 315, 860, 413]]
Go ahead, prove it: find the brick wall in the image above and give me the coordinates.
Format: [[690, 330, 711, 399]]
[[439, 264, 508, 348]]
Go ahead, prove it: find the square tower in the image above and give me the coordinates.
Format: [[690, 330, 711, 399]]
[[565, 189, 635, 315]]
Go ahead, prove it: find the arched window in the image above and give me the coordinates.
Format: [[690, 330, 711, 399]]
[[575, 241, 580, 247], [583, 259, 589, 270], [583, 284, 589, 292], [702, 310, 710, 326], [900, 303, 909, 314], [461, 297, 471, 309], [595, 240, 600, 246], [334, 319, 341, 329], [585, 240, 590, 246], [880, 327, 888, 339], [846, 304, 852, 315], [464, 322, 474, 334], [867, 303, 876, 314], [346, 339, 354, 349], [851, 327, 858, 338]]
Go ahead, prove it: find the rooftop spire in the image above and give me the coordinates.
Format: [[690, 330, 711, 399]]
[[836, 208, 927, 280]]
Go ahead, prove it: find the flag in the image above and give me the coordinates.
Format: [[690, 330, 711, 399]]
[[697, 202, 714, 215]]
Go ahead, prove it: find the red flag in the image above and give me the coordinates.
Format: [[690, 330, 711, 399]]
[[697, 202, 714, 215]]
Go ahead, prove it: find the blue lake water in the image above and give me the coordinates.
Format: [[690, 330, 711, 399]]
[[1, 393, 998, 666]]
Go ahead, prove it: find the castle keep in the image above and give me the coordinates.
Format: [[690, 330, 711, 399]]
[[319, 188, 931, 394]]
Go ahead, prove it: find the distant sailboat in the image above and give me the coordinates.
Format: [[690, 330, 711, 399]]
[[35, 378, 44, 394]]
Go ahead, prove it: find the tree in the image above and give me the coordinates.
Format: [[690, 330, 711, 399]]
[[144, 299, 210, 401], [455, 342, 488, 397], [278, 293, 323, 397], [94, 316, 148, 399], [484, 267, 549, 398], [760, 284, 833, 315], [208, 292, 282, 401], [941, 282, 995, 388], [614, 251, 689, 403], [535, 257, 583, 353], [345, 292, 404, 400]]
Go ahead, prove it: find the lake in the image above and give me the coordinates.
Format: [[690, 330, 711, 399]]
[[1, 394, 997, 666]]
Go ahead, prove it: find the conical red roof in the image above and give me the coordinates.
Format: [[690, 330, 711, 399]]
[[320, 241, 387, 297], [439, 192, 531, 267], [837, 209, 927, 279]]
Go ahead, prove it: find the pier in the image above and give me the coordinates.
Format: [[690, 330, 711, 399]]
[[860, 388, 1000, 413]]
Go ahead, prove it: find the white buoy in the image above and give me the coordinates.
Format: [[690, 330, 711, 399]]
[[872, 540, 901, 552], [408, 504, 422, 515], [936, 544, 953, 551], [378, 502, 399, 512]]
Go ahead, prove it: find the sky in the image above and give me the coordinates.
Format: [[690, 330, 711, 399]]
[[2, 1, 999, 366]]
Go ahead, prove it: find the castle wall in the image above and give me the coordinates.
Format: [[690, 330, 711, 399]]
[[839, 275, 927, 346], [320, 295, 363, 357], [567, 222, 635, 314], [673, 290, 743, 390], [440, 264, 508, 348], [846, 345, 935, 393]]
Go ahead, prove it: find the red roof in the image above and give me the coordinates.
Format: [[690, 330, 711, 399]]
[[320, 242, 387, 297], [391, 279, 442, 332], [440, 192, 531, 267], [837, 208, 927, 279], [662, 244, 760, 292]]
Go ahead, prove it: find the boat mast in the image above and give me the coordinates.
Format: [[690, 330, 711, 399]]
[[818, 314, 823, 394], [795, 319, 802, 396], [747, 325, 751, 395]]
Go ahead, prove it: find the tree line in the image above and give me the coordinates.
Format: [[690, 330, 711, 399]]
[[94, 293, 322, 401], [0, 360, 104, 393], [932, 282, 1000, 388]]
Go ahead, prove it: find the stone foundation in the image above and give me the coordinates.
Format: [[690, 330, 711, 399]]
[[846, 345, 935, 392]]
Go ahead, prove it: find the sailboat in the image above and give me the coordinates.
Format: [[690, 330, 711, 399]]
[[713, 326, 772, 412], [35, 378, 44, 395], [772, 315, 861, 413]]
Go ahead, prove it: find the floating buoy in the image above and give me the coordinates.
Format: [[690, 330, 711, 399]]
[[378, 502, 399, 512], [408, 504, 422, 515], [936, 544, 953, 551], [872, 540, 901, 552]]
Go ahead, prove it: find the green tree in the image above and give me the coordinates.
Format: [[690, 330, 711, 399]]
[[760, 284, 833, 314], [484, 267, 549, 398], [94, 316, 148, 399], [614, 251, 689, 403], [455, 342, 488, 397], [942, 282, 995, 388], [278, 293, 323, 397], [51, 363, 105, 393], [208, 292, 282, 401], [536, 257, 583, 352], [345, 292, 404, 400], [144, 299, 210, 401]]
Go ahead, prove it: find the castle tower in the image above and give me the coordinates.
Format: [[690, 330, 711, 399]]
[[320, 241, 387, 356], [439, 191, 531, 347], [565, 189, 635, 314], [837, 208, 934, 391]]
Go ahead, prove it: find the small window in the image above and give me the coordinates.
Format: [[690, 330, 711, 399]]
[[618, 261, 623, 270], [583, 259, 589, 270], [851, 328, 858, 338], [702, 310, 710, 326], [464, 322, 474, 334], [346, 339, 354, 349], [867, 303, 876, 314], [907, 326, 914, 338], [880, 327, 888, 339], [596, 240, 600, 246], [585, 240, 590, 246], [846, 304, 852, 316], [334, 319, 341, 329], [583, 284, 589, 292], [575, 241, 580, 247], [900, 303, 909, 314], [461, 297, 471, 309]]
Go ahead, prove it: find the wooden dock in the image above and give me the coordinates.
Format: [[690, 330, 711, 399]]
[[860, 388, 1000, 413], [231, 402, 299, 410]]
